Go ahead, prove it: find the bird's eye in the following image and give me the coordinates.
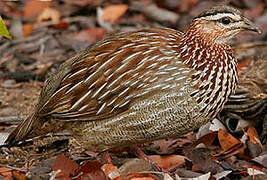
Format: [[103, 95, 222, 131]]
[[221, 17, 231, 24]]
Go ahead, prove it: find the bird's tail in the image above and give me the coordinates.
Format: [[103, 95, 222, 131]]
[[5, 113, 39, 147]]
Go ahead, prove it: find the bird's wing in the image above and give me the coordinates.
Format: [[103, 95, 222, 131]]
[[37, 27, 183, 121]]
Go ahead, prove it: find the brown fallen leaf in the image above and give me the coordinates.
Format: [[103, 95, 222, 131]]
[[147, 134, 195, 154], [149, 154, 186, 171], [12, 170, 26, 180], [247, 126, 261, 146], [245, 126, 262, 158], [130, 177, 157, 180], [53, 21, 69, 29], [3, 174, 12, 180], [74, 27, 106, 43], [175, 169, 203, 179], [114, 173, 158, 180], [23, 23, 33, 38], [214, 142, 246, 159], [101, 164, 118, 179], [0, 167, 12, 176], [53, 154, 79, 180], [117, 158, 152, 177], [73, 160, 106, 180], [23, 0, 51, 17], [65, 0, 93, 6], [187, 148, 222, 173], [193, 131, 217, 148], [237, 61, 249, 71], [218, 129, 241, 151], [215, 129, 247, 159], [145, 138, 183, 154], [102, 4, 128, 24]]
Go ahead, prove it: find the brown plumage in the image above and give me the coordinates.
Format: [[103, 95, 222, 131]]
[[5, 6, 260, 153]]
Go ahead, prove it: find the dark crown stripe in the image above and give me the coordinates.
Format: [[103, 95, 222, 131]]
[[193, 6, 241, 20], [194, 11, 234, 19]]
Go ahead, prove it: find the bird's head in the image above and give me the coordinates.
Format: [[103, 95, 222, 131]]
[[188, 6, 261, 44]]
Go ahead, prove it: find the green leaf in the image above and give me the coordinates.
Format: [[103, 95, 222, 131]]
[[0, 16, 12, 40]]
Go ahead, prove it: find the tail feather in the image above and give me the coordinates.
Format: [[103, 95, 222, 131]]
[[5, 114, 37, 147]]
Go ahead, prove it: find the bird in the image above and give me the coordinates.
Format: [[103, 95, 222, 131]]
[[5, 6, 260, 156], [219, 57, 267, 132]]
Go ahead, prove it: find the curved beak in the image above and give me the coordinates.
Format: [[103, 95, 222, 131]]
[[242, 18, 262, 34]]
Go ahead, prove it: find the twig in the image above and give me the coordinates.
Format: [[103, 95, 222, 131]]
[[130, 1, 179, 24], [0, 164, 27, 173], [11, 31, 47, 45], [0, 115, 25, 124], [0, 41, 11, 54]]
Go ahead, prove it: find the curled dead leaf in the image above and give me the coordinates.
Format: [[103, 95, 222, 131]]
[[193, 131, 217, 148], [102, 4, 128, 24], [37, 8, 60, 24], [214, 129, 246, 159], [218, 129, 240, 151], [216, 129, 246, 158], [247, 126, 261, 145], [244, 126, 262, 158]]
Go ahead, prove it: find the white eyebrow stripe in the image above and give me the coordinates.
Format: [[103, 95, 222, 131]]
[[199, 13, 241, 21]]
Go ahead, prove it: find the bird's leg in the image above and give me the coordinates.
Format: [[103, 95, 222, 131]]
[[100, 151, 113, 165], [131, 146, 163, 172]]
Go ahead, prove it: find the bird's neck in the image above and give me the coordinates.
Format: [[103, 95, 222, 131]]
[[184, 20, 228, 46], [176, 22, 238, 118], [179, 21, 234, 71]]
